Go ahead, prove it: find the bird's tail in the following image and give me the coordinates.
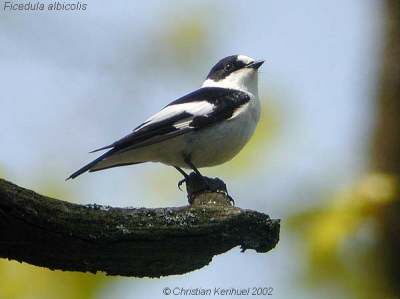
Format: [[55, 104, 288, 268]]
[[66, 149, 116, 180]]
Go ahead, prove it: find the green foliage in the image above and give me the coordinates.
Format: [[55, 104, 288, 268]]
[[0, 260, 110, 299], [288, 173, 400, 299]]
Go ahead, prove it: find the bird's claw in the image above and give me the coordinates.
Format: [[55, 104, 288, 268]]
[[181, 172, 235, 205], [177, 178, 186, 191], [227, 194, 235, 206]]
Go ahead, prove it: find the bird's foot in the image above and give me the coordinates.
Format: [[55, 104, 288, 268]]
[[179, 172, 235, 205], [177, 178, 186, 191]]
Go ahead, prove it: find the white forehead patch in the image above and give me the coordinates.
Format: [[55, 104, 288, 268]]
[[237, 55, 254, 65]]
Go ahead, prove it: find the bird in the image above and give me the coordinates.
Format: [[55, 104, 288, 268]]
[[67, 54, 264, 195]]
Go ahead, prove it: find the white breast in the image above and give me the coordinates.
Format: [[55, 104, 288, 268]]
[[179, 95, 261, 168]]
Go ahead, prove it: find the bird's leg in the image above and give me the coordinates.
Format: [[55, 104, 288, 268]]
[[174, 166, 189, 191], [183, 157, 203, 177], [184, 156, 209, 187], [183, 156, 234, 205], [184, 156, 211, 192]]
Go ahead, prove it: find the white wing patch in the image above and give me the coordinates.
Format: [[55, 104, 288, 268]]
[[173, 119, 193, 129], [134, 101, 214, 131]]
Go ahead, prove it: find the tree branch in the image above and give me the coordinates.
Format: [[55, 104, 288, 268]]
[[0, 178, 280, 277]]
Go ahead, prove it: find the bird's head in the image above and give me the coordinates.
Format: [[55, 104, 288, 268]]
[[202, 54, 264, 95]]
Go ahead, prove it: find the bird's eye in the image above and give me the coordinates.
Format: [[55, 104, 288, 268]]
[[225, 64, 232, 71]]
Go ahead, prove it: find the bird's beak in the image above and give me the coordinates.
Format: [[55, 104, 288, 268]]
[[246, 60, 264, 70]]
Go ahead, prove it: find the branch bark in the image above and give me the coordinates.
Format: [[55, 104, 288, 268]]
[[0, 178, 280, 277]]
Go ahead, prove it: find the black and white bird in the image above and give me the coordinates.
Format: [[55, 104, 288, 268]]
[[67, 54, 264, 194]]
